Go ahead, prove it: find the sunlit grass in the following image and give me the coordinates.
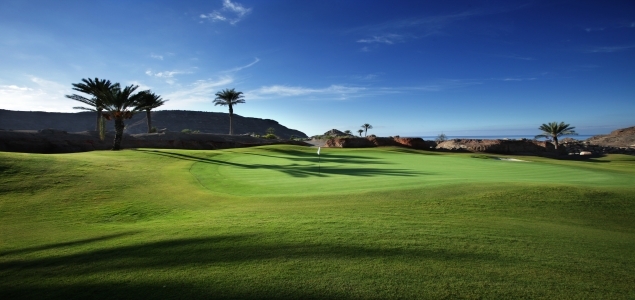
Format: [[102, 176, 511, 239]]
[[1, 146, 634, 299]]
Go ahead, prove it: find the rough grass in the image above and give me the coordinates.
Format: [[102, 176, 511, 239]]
[[1, 146, 634, 299]]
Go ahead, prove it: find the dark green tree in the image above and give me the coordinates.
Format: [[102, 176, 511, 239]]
[[66, 78, 119, 138], [99, 84, 146, 150], [436, 133, 447, 143], [535, 122, 577, 150], [361, 123, 373, 137], [137, 91, 167, 133], [213, 88, 245, 135], [357, 129, 364, 137]]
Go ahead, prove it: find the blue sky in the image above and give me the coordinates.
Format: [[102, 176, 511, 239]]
[[1, 0, 634, 136]]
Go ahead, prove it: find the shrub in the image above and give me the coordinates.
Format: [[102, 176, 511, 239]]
[[263, 133, 278, 139], [436, 133, 447, 143], [181, 129, 192, 134], [266, 127, 275, 135], [149, 127, 157, 133]]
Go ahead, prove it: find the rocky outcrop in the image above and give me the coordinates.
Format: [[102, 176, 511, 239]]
[[393, 137, 437, 149], [561, 141, 635, 155], [0, 109, 307, 139], [0, 129, 308, 154], [323, 129, 348, 137], [325, 136, 436, 149], [435, 139, 553, 154], [586, 126, 635, 147]]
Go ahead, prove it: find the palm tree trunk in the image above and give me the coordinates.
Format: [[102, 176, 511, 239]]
[[365, 128, 367, 137], [95, 110, 102, 131], [113, 118, 125, 150], [229, 105, 233, 135], [146, 109, 152, 133], [553, 135, 559, 150]]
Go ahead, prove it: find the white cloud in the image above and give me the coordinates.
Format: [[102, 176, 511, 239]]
[[357, 34, 404, 44], [145, 69, 193, 85], [162, 76, 234, 109], [150, 53, 164, 60], [145, 70, 191, 78], [128, 81, 153, 91], [0, 77, 73, 112], [222, 57, 260, 73], [200, 0, 252, 25], [246, 84, 367, 100]]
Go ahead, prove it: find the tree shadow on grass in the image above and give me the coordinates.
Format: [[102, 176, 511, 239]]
[[136, 149, 429, 178], [239, 151, 392, 165], [0, 232, 139, 257], [260, 147, 382, 160], [384, 148, 441, 155], [0, 233, 517, 300]]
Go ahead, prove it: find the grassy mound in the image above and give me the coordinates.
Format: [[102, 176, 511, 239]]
[[1, 146, 634, 299]]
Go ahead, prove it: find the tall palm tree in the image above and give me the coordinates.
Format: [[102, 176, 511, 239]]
[[535, 122, 577, 150], [66, 78, 118, 131], [213, 88, 245, 135], [361, 123, 373, 137], [357, 129, 364, 137], [137, 91, 167, 133], [99, 84, 145, 150]]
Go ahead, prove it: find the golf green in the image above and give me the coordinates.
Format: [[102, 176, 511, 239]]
[[141, 146, 632, 196]]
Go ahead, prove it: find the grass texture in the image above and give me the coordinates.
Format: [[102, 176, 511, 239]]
[[1, 145, 634, 299]]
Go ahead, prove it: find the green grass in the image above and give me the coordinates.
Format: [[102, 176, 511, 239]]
[[1, 146, 634, 299]]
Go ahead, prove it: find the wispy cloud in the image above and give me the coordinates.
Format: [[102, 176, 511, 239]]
[[351, 4, 530, 51], [222, 57, 260, 73], [0, 77, 72, 112], [162, 76, 234, 109], [357, 34, 404, 44], [245, 79, 487, 100], [582, 45, 635, 53], [246, 85, 367, 100], [150, 53, 163, 60], [145, 69, 194, 84], [408, 79, 484, 92], [200, 0, 252, 25]]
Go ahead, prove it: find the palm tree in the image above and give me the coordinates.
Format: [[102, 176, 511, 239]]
[[357, 129, 364, 137], [137, 91, 167, 133], [535, 122, 577, 150], [361, 123, 373, 137], [213, 88, 245, 135], [344, 130, 352, 135], [66, 78, 118, 132], [99, 84, 146, 150]]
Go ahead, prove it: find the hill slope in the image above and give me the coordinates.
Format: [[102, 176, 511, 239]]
[[0, 109, 307, 139]]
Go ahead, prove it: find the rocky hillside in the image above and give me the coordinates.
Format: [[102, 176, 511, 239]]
[[0, 129, 308, 154], [586, 126, 635, 147], [0, 109, 307, 139]]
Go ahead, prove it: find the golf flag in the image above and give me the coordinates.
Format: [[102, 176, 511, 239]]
[[317, 147, 321, 155]]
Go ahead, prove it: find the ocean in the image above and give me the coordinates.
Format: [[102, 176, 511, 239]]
[[419, 135, 596, 141]]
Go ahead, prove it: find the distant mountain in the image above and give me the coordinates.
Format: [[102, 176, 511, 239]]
[[0, 109, 307, 139]]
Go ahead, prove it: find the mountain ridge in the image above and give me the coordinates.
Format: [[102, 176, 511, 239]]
[[0, 109, 307, 139]]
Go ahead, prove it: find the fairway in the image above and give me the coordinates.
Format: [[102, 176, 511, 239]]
[[1, 146, 635, 299]]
